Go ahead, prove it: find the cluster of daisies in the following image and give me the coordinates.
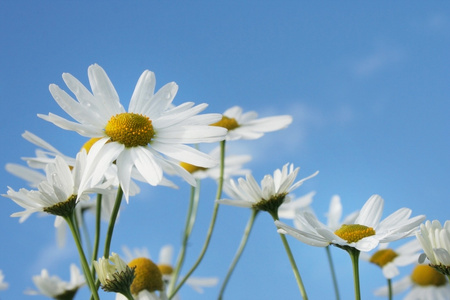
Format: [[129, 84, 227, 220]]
[[2, 64, 449, 300]]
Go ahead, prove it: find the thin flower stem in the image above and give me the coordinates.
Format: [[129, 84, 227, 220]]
[[218, 209, 258, 300], [121, 290, 135, 300], [103, 186, 124, 258], [387, 278, 392, 300], [347, 248, 361, 300], [325, 246, 341, 300], [81, 210, 93, 259], [168, 140, 226, 300], [168, 181, 201, 293], [90, 194, 103, 278], [65, 214, 100, 300], [277, 228, 308, 300]]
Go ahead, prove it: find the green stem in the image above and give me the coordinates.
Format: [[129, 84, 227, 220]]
[[218, 209, 258, 300], [325, 246, 340, 300], [90, 194, 103, 278], [81, 209, 93, 260], [121, 290, 135, 300], [346, 247, 361, 300], [276, 223, 308, 300], [387, 278, 392, 300], [103, 186, 124, 258], [168, 140, 226, 299], [447, 274, 450, 283], [65, 214, 100, 300], [168, 181, 201, 293]]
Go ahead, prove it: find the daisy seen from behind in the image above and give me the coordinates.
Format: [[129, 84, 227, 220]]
[[25, 264, 85, 300], [218, 163, 318, 218], [212, 105, 292, 140], [416, 220, 450, 276], [39, 64, 227, 201]]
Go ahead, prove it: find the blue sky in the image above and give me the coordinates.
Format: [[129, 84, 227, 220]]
[[1, 1, 450, 299]]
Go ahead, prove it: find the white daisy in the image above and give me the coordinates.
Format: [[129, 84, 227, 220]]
[[212, 105, 292, 141], [374, 264, 450, 300], [361, 239, 423, 279], [121, 245, 218, 297], [24, 264, 85, 298], [0, 270, 8, 291], [179, 146, 251, 180], [416, 220, 450, 275], [275, 194, 426, 252], [3, 150, 104, 222], [217, 163, 318, 215], [38, 64, 227, 200]]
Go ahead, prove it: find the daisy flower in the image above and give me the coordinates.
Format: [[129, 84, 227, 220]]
[[179, 146, 251, 180], [121, 245, 218, 298], [3, 150, 106, 222], [211, 105, 292, 141], [0, 270, 8, 291], [416, 220, 450, 276], [275, 194, 426, 252], [24, 264, 85, 299], [93, 253, 136, 297], [374, 264, 450, 300], [39, 64, 227, 200], [361, 239, 423, 279], [217, 163, 318, 217]]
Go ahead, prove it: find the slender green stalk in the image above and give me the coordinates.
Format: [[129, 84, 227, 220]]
[[168, 181, 201, 293], [80, 210, 93, 259], [346, 247, 361, 300], [103, 186, 124, 258], [121, 290, 135, 300], [387, 278, 392, 300], [65, 214, 100, 300], [325, 246, 340, 300], [218, 209, 258, 300], [91, 194, 103, 278], [168, 140, 226, 299]]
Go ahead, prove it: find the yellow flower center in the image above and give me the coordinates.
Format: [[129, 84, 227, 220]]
[[157, 264, 174, 276], [211, 116, 239, 130], [128, 257, 163, 294], [179, 161, 208, 174], [334, 224, 376, 243], [370, 249, 398, 267], [105, 113, 154, 147], [411, 264, 447, 286], [81, 137, 103, 153]]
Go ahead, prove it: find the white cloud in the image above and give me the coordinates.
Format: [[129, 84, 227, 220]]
[[352, 43, 405, 77]]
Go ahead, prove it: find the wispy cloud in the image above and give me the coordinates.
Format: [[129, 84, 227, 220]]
[[352, 43, 405, 77]]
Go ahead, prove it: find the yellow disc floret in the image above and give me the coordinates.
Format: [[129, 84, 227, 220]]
[[180, 161, 207, 174], [334, 224, 376, 243], [157, 264, 174, 276], [105, 113, 154, 148], [411, 264, 447, 286], [128, 257, 163, 294], [370, 249, 398, 267], [211, 116, 239, 130]]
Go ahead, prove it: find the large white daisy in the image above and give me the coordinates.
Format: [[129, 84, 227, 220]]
[[217, 163, 318, 215], [275, 194, 426, 252], [212, 105, 292, 140], [38, 64, 227, 200]]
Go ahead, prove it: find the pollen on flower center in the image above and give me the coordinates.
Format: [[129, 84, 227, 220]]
[[105, 113, 154, 148], [128, 257, 163, 294], [211, 116, 239, 130], [334, 224, 375, 243], [411, 264, 447, 286], [180, 161, 208, 174], [370, 249, 398, 267], [157, 264, 174, 276]]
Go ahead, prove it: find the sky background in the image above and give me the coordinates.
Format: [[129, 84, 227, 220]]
[[1, 1, 449, 299]]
